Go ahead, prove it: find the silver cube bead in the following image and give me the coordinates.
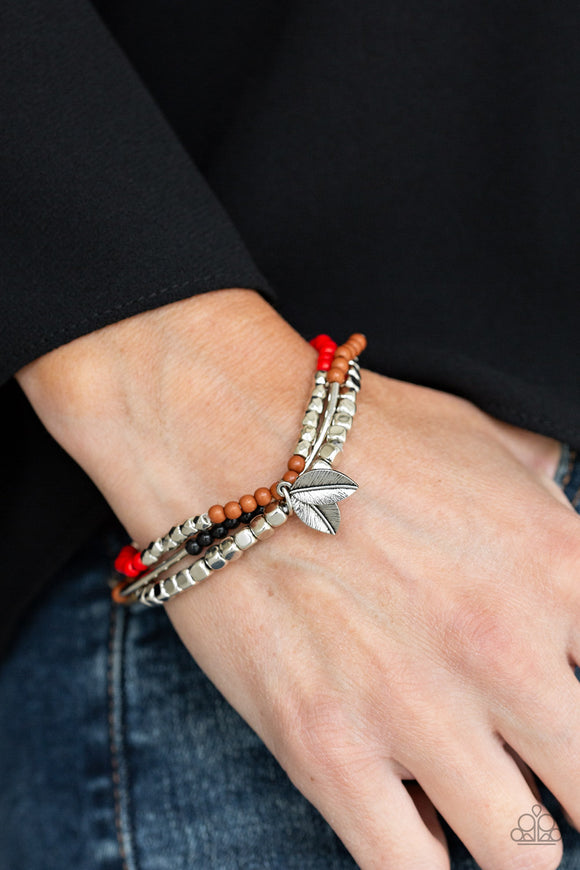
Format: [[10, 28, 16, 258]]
[[250, 515, 275, 540], [153, 580, 170, 600], [293, 440, 311, 458], [337, 398, 356, 416], [195, 513, 212, 532], [170, 527, 188, 544], [318, 442, 341, 463], [175, 568, 194, 590], [302, 410, 319, 428], [161, 534, 179, 550], [141, 550, 158, 567], [150, 539, 165, 558], [220, 538, 243, 562], [314, 370, 326, 384], [327, 425, 347, 443], [264, 503, 289, 528], [180, 517, 198, 535], [300, 426, 317, 443], [339, 388, 358, 403], [312, 384, 327, 399], [162, 576, 179, 597], [204, 545, 227, 571], [190, 558, 212, 583], [345, 377, 360, 392], [332, 412, 352, 430], [307, 397, 324, 414], [234, 527, 258, 550]]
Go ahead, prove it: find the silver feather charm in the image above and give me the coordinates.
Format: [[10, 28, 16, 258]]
[[289, 467, 358, 534]]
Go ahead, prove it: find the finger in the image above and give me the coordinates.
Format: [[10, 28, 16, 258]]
[[503, 744, 542, 802], [404, 779, 448, 852], [497, 662, 580, 835], [289, 759, 450, 870], [403, 725, 563, 870]]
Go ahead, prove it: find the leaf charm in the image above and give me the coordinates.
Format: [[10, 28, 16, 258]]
[[289, 468, 358, 534]]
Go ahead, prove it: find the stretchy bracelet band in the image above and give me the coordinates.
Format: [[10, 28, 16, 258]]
[[111, 333, 366, 606]]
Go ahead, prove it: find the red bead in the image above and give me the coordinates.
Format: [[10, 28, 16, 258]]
[[115, 545, 139, 576], [131, 553, 146, 575], [310, 334, 335, 350]]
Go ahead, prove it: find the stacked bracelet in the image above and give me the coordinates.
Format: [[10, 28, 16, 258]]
[[111, 332, 366, 607]]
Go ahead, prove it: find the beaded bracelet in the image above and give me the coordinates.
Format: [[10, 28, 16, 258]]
[[111, 333, 366, 606]]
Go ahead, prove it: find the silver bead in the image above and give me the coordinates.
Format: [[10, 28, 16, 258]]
[[195, 513, 212, 532], [161, 534, 179, 551], [344, 377, 360, 392], [175, 568, 194, 591], [332, 412, 353, 430], [155, 580, 171, 600], [150, 539, 165, 558], [293, 440, 311, 458], [302, 410, 319, 428], [141, 550, 157, 567], [312, 384, 327, 399], [162, 575, 179, 597], [204, 545, 227, 571], [233, 527, 258, 550], [314, 370, 326, 384], [300, 426, 317, 443], [264, 503, 289, 528], [220, 538, 243, 562], [337, 398, 356, 416], [307, 397, 324, 414], [250, 515, 275, 540], [339, 388, 358, 403], [180, 517, 198, 536], [141, 586, 158, 606], [169, 526, 188, 545], [327, 425, 347, 443], [318, 442, 341, 463], [190, 558, 211, 583]]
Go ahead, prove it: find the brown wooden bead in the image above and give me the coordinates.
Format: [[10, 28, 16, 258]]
[[208, 504, 226, 524], [270, 481, 282, 500], [239, 494, 257, 513], [330, 356, 349, 373], [224, 501, 242, 520], [334, 345, 352, 359], [287, 454, 305, 473], [283, 470, 298, 484], [348, 333, 367, 352], [327, 367, 346, 383], [254, 487, 272, 506]]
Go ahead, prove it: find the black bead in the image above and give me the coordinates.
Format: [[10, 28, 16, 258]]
[[252, 505, 264, 516], [224, 517, 238, 529], [211, 525, 226, 539], [197, 532, 212, 548], [239, 511, 253, 524], [185, 537, 201, 556]]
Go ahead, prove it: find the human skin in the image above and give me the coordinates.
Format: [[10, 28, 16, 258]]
[[16, 288, 579, 870]]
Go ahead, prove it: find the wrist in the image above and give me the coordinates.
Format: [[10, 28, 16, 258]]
[[16, 289, 318, 544]]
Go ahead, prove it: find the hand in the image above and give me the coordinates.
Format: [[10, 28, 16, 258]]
[[17, 289, 577, 870]]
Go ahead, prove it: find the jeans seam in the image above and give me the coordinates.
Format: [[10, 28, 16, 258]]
[[108, 600, 138, 870]]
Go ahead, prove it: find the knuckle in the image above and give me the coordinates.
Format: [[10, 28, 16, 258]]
[[440, 593, 537, 690], [274, 688, 370, 787]]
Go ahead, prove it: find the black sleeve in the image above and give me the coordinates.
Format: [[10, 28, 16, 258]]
[[0, 0, 274, 384]]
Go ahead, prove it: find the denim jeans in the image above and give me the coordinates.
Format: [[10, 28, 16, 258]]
[[1, 444, 580, 870]]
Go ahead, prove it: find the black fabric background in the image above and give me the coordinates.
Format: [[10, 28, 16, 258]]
[[1, 0, 579, 655]]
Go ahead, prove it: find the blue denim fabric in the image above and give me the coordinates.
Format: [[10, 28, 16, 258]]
[[1, 444, 580, 870]]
